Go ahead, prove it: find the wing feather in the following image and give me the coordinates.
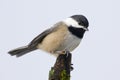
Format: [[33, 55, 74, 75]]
[[28, 22, 64, 48]]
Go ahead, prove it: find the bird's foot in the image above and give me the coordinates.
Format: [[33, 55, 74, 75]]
[[55, 50, 70, 57], [64, 50, 70, 57]]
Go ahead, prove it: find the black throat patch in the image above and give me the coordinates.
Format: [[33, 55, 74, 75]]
[[68, 26, 85, 38]]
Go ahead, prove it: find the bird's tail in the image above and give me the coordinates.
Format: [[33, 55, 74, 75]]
[[8, 45, 36, 57]]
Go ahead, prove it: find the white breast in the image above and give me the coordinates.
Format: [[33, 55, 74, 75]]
[[57, 32, 81, 52]]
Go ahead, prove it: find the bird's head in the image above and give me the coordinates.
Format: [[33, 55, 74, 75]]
[[64, 15, 89, 31]]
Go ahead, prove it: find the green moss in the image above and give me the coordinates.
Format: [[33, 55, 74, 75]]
[[49, 68, 54, 78], [61, 70, 70, 80]]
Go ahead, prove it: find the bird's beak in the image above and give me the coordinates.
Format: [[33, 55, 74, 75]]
[[83, 27, 89, 31]]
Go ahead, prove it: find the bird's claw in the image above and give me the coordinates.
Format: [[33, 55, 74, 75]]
[[64, 50, 70, 57], [55, 50, 70, 56]]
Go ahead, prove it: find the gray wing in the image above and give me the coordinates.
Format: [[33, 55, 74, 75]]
[[28, 22, 64, 48]]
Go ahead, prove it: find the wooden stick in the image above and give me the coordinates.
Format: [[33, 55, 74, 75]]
[[49, 52, 72, 80]]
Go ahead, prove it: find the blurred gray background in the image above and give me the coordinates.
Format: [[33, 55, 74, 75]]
[[0, 0, 120, 80]]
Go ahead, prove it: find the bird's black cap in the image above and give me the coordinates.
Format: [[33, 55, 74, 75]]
[[71, 15, 89, 28]]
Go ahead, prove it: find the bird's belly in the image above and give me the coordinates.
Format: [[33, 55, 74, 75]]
[[37, 31, 81, 55]]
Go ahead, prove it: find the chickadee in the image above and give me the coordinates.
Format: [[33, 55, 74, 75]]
[[8, 15, 89, 57]]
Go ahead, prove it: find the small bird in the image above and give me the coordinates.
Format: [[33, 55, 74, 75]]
[[8, 15, 89, 57]]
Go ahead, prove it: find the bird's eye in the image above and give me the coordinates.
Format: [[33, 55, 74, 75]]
[[78, 21, 84, 26], [78, 22, 81, 25]]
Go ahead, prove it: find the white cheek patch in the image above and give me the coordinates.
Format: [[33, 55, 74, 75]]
[[63, 18, 83, 28]]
